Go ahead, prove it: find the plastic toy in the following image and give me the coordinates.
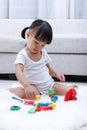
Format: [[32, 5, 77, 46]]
[[36, 105, 53, 111], [39, 102, 50, 106], [12, 96, 34, 105], [10, 105, 21, 111], [51, 96, 58, 102], [48, 89, 56, 98], [28, 103, 40, 113], [50, 101, 56, 109], [64, 88, 77, 101], [24, 100, 34, 105], [11, 90, 58, 113], [28, 94, 58, 113], [35, 95, 40, 101], [11, 96, 24, 103], [48, 89, 55, 95]]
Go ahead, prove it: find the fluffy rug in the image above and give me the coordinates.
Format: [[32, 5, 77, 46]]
[[0, 85, 87, 130]]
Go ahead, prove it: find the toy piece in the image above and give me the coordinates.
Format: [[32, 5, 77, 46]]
[[35, 106, 42, 112], [48, 89, 55, 97], [11, 96, 24, 103], [39, 102, 50, 106], [24, 100, 34, 105], [12, 96, 34, 105], [35, 95, 40, 101], [42, 106, 53, 110], [48, 89, 55, 95], [35, 105, 53, 112], [10, 105, 21, 111], [50, 102, 56, 109], [64, 88, 77, 101], [51, 96, 58, 102], [28, 103, 39, 114], [28, 107, 36, 113]]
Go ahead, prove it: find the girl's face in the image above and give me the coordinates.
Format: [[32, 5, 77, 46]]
[[26, 31, 46, 54]]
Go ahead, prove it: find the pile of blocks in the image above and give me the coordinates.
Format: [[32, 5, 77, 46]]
[[28, 89, 58, 114], [11, 88, 77, 113]]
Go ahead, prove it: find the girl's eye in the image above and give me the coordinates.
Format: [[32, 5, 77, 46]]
[[42, 44, 45, 47], [36, 42, 39, 44], [34, 41, 39, 44]]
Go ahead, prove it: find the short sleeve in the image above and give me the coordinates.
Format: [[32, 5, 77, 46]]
[[15, 52, 25, 65], [43, 49, 52, 64]]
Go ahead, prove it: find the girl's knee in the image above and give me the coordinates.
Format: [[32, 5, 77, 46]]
[[9, 87, 26, 99]]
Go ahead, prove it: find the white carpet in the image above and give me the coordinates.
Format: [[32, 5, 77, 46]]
[[0, 85, 87, 130]]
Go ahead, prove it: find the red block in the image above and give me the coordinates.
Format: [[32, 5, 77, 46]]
[[24, 101, 34, 105], [35, 106, 43, 112], [35, 106, 53, 112], [43, 106, 53, 110], [64, 88, 77, 101]]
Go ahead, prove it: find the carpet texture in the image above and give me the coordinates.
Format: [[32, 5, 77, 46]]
[[0, 86, 87, 130]]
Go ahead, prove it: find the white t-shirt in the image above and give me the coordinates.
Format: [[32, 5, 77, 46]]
[[15, 48, 54, 94]]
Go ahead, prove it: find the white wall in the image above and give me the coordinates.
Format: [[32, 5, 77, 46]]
[[0, 0, 9, 18], [0, 0, 76, 19], [9, 0, 38, 19]]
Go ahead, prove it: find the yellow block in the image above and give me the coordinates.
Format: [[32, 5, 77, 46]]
[[35, 95, 40, 101]]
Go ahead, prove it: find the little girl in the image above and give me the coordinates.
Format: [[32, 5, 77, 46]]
[[10, 19, 77, 100]]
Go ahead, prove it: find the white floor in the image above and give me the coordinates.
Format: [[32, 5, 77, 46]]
[[0, 80, 20, 91], [0, 80, 87, 130]]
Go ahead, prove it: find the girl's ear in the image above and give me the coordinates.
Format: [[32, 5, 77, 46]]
[[26, 30, 30, 39]]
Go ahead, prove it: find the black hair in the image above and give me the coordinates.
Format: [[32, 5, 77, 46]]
[[21, 19, 53, 44]]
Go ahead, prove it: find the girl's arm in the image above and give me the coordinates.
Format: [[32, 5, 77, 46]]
[[15, 64, 39, 99], [15, 63, 29, 88], [46, 63, 65, 82]]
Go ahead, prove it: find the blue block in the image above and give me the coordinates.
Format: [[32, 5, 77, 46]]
[[51, 96, 58, 102]]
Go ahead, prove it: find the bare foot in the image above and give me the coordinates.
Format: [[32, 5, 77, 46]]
[[70, 84, 78, 89], [72, 84, 78, 88]]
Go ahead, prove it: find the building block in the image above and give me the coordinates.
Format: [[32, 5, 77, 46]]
[[39, 102, 50, 106], [35, 95, 40, 101], [43, 106, 53, 110], [64, 88, 77, 101], [10, 105, 21, 111], [28, 103, 39, 114], [48, 89, 55, 95], [51, 96, 58, 102], [11, 96, 24, 103], [50, 102, 56, 109], [24, 100, 34, 105]]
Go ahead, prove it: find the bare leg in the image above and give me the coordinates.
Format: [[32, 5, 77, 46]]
[[52, 83, 78, 96], [9, 86, 40, 100]]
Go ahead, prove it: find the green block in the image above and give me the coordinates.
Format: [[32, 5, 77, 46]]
[[48, 89, 55, 95], [28, 107, 36, 114], [28, 103, 39, 114], [10, 105, 21, 111]]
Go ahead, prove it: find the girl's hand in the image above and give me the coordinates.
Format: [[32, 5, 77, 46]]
[[24, 84, 39, 100], [57, 73, 65, 82]]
